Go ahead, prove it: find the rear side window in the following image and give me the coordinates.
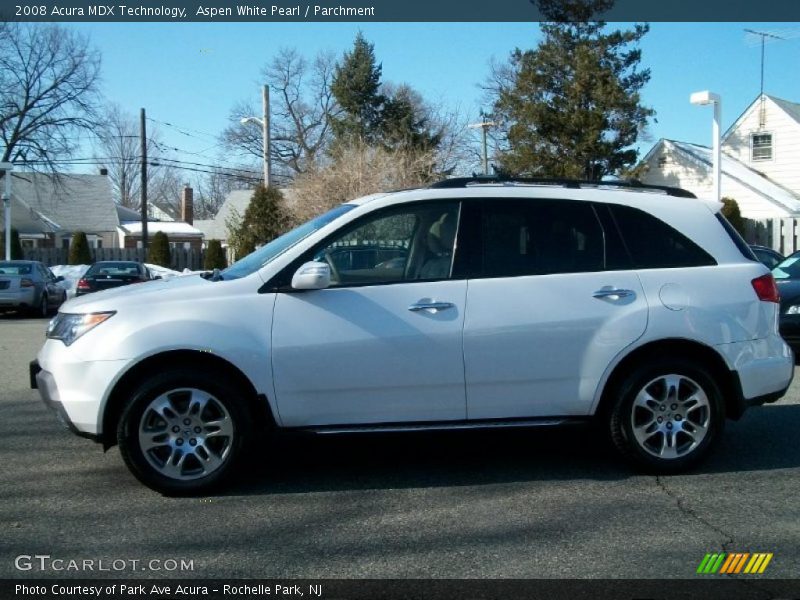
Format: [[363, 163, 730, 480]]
[[610, 205, 716, 269], [715, 213, 758, 262], [481, 199, 605, 277]]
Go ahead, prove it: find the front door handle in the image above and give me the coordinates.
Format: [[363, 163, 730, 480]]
[[408, 301, 455, 313], [593, 288, 635, 300]]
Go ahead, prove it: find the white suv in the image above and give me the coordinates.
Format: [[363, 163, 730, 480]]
[[31, 178, 794, 494]]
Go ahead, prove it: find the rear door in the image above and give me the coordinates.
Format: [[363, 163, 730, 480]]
[[462, 198, 648, 419]]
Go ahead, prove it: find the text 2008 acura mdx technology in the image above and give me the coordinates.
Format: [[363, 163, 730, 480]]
[[31, 178, 794, 494]]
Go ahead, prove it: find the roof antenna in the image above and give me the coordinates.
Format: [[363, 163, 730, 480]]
[[744, 29, 785, 128]]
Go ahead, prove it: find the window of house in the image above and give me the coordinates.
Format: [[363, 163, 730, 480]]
[[62, 238, 70, 250], [751, 133, 773, 161], [657, 156, 668, 168]]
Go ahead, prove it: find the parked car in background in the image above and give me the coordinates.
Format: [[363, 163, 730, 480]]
[[0, 260, 67, 317], [772, 251, 800, 350], [32, 178, 793, 494], [750, 245, 784, 269], [75, 261, 157, 297]]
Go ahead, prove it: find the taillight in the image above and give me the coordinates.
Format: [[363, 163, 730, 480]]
[[752, 274, 780, 303], [77, 278, 90, 290], [20, 278, 34, 288]]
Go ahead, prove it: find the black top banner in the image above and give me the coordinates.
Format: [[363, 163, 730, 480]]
[[1, 0, 799, 22]]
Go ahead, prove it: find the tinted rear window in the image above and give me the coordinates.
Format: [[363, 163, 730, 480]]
[[610, 205, 716, 269]]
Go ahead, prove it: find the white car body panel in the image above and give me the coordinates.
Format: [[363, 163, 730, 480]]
[[272, 280, 468, 426]]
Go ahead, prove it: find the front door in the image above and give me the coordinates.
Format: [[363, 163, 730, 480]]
[[271, 201, 468, 427]]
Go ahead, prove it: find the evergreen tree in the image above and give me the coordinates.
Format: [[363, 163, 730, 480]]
[[68, 231, 92, 265], [231, 186, 293, 258], [721, 197, 746, 237], [491, 0, 653, 180], [380, 85, 442, 153], [0, 228, 23, 259], [147, 232, 171, 268], [331, 32, 385, 146], [204, 239, 227, 270]]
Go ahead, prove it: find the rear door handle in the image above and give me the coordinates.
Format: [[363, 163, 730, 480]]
[[593, 288, 635, 300], [408, 301, 455, 313]]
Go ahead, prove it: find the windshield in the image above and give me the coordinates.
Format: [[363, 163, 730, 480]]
[[221, 204, 356, 281], [773, 253, 800, 279]]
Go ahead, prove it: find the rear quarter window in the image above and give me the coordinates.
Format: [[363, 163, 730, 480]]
[[715, 213, 759, 262], [610, 204, 716, 269]]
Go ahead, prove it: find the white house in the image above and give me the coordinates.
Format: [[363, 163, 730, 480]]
[[640, 94, 800, 220]]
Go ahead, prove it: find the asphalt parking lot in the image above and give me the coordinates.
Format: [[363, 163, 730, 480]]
[[2, 315, 800, 580]]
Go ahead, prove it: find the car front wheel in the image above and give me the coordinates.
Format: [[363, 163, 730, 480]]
[[117, 369, 251, 495], [609, 359, 724, 473]]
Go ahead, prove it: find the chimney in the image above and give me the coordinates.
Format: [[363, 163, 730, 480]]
[[181, 184, 194, 225]]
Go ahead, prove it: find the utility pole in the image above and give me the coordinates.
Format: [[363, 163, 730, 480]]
[[262, 84, 270, 187], [1, 162, 13, 260], [140, 108, 148, 250], [468, 112, 496, 175], [744, 29, 785, 127]]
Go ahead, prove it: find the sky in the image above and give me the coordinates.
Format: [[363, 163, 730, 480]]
[[67, 21, 800, 179]]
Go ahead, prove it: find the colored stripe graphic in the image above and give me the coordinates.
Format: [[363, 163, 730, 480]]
[[699, 553, 773, 574]]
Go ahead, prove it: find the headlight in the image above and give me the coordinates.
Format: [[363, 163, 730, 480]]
[[46, 312, 116, 346], [786, 306, 800, 315]]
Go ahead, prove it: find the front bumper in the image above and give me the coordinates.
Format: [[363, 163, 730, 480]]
[[30, 359, 100, 442]]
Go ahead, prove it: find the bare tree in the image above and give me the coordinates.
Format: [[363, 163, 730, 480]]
[[194, 168, 256, 220], [221, 48, 338, 179], [0, 23, 101, 169], [94, 104, 192, 216]]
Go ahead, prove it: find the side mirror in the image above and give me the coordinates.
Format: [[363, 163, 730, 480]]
[[153, 275, 162, 280], [291, 261, 331, 290], [54, 276, 65, 283]]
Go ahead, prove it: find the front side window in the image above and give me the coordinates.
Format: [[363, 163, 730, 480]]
[[314, 202, 460, 286], [751, 133, 773, 161], [480, 199, 605, 278]]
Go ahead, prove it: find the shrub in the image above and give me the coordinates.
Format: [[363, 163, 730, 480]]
[[147, 231, 171, 268], [721, 197, 746, 237], [204, 239, 227, 270], [68, 231, 92, 265]]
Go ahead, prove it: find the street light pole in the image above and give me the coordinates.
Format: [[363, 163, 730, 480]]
[[468, 112, 496, 176], [1, 162, 13, 260], [690, 91, 722, 203], [242, 85, 271, 188]]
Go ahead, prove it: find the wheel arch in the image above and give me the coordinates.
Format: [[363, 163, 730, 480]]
[[594, 338, 745, 422], [101, 349, 275, 449]]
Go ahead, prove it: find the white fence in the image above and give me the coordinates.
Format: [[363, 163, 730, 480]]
[[743, 218, 800, 255]]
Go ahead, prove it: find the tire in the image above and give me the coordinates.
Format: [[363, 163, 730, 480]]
[[29, 293, 48, 318], [608, 359, 724, 473], [117, 369, 252, 495]]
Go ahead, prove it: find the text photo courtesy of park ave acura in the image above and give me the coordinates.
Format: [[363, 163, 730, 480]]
[[3, 1, 800, 598]]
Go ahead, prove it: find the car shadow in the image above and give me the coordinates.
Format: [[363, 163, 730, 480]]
[[221, 403, 800, 497]]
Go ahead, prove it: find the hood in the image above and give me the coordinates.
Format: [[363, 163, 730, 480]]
[[61, 274, 212, 313]]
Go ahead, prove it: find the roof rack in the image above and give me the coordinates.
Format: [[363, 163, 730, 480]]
[[428, 176, 697, 198]]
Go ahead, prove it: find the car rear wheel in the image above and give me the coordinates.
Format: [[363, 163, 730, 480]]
[[608, 359, 724, 473], [117, 369, 251, 495], [30, 293, 48, 318]]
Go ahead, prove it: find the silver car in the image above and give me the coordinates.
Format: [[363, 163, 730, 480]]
[[0, 260, 67, 317]]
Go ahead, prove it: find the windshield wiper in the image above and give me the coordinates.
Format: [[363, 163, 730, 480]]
[[200, 269, 224, 281]]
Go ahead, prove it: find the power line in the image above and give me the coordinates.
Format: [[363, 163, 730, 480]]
[[145, 116, 218, 141]]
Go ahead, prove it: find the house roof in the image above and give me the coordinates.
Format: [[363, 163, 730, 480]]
[[722, 94, 800, 141], [651, 139, 800, 215], [121, 221, 204, 237], [7, 172, 118, 233], [193, 189, 255, 241]]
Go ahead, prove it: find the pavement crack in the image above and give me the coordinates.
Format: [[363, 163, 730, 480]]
[[654, 475, 735, 552]]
